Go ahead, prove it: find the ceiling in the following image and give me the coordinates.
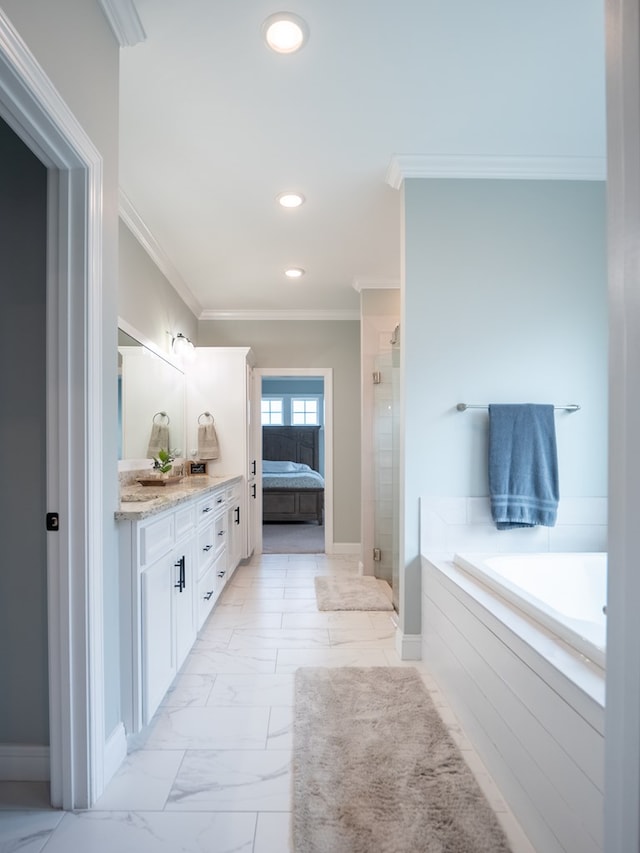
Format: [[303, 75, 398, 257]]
[[118, 0, 605, 319]]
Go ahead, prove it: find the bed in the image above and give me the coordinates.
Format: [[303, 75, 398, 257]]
[[262, 426, 324, 524]]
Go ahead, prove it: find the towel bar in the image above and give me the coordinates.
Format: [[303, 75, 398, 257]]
[[456, 403, 580, 413]]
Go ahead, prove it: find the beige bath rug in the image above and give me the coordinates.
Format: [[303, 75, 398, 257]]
[[293, 667, 512, 853], [313, 575, 393, 611]]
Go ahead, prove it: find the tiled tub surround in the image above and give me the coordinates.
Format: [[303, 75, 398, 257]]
[[420, 495, 607, 556], [422, 544, 605, 851], [0, 554, 536, 853]]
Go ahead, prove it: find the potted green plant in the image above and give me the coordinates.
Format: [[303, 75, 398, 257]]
[[152, 448, 175, 476]]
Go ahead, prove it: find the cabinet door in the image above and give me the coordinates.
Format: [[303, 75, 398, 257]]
[[141, 557, 175, 724], [228, 499, 242, 573], [247, 478, 257, 558], [174, 541, 196, 671]]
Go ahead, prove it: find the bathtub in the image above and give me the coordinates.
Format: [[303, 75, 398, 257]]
[[453, 552, 607, 667], [421, 550, 605, 853]]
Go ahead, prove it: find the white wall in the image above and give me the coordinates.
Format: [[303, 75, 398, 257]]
[[119, 221, 198, 353], [401, 178, 607, 634]]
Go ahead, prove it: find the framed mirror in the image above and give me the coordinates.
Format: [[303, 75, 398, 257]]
[[118, 319, 186, 464]]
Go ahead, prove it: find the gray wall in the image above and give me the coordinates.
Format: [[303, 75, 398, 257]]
[[199, 320, 361, 544], [2, 0, 122, 738], [119, 221, 198, 350], [401, 178, 607, 633], [262, 378, 324, 397], [0, 119, 48, 744]]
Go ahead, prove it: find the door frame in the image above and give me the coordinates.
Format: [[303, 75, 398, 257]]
[[253, 367, 334, 554], [0, 12, 105, 808]]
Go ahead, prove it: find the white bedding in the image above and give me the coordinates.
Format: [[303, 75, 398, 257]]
[[262, 460, 324, 490]]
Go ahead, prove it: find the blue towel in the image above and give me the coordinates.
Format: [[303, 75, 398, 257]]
[[488, 404, 559, 529]]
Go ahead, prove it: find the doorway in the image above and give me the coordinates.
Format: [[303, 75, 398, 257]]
[[0, 116, 49, 782], [254, 368, 334, 555]]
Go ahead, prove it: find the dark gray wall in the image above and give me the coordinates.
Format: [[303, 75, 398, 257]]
[[0, 118, 48, 744]]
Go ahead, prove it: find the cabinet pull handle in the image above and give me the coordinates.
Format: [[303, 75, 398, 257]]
[[204, 590, 214, 601], [218, 530, 225, 537], [251, 460, 256, 475], [173, 556, 186, 592], [251, 483, 256, 499], [203, 544, 213, 552], [217, 570, 226, 578], [234, 506, 240, 525], [202, 506, 212, 514], [216, 497, 223, 504]]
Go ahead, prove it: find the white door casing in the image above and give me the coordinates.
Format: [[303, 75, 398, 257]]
[[254, 367, 334, 555], [0, 11, 105, 808]]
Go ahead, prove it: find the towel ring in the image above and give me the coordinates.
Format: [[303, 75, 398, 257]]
[[198, 411, 214, 425], [153, 411, 170, 425]]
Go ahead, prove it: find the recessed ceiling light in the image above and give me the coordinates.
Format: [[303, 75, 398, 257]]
[[277, 191, 305, 209], [285, 267, 305, 279], [262, 12, 309, 54]]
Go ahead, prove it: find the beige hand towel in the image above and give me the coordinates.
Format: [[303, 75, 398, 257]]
[[198, 423, 220, 460], [147, 423, 170, 458]]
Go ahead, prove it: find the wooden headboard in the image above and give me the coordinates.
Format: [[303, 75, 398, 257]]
[[262, 426, 320, 472]]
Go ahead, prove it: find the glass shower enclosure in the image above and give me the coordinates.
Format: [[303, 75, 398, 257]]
[[373, 326, 400, 610]]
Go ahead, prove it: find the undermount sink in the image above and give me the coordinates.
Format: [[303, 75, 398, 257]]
[[121, 493, 161, 502]]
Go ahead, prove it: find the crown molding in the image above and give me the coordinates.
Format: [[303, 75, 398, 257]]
[[352, 277, 400, 292], [119, 189, 202, 317], [386, 154, 607, 188], [98, 0, 146, 47], [199, 308, 360, 321]]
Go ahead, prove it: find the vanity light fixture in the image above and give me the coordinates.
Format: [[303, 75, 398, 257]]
[[277, 191, 305, 209], [172, 332, 196, 359], [262, 12, 309, 54], [285, 267, 305, 279]]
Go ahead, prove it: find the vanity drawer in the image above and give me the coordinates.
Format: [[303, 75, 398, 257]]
[[227, 480, 242, 503], [175, 505, 196, 540], [214, 513, 227, 553], [197, 489, 225, 521], [197, 550, 226, 630], [139, 513, 175, 566], [196, 520, 216, 578]]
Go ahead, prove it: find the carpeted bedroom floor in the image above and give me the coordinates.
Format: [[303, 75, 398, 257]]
[[262, 521, 325, 553]]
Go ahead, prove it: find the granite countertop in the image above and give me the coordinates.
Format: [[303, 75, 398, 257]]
[[115, 473, 242, 521]]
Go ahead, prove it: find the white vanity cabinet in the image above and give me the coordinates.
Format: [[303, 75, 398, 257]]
[[118, 476, 241, 734], [187, 347, 257, 560]]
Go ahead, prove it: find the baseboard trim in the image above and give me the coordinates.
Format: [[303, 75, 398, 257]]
[[395, 629, 422, 661], [328, 542, 360, 555], [103, 722, 127, 789], [0, 744, 50, 781]]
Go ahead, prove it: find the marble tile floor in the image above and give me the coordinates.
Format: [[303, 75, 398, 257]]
[[0, 553, 536, 853]]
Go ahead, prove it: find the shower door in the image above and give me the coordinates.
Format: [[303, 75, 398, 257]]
[[373, 339, 400, 610]]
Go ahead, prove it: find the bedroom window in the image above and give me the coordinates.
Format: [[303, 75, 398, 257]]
[[261, 398, 284, 425], [291, 397, 319, 425]]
